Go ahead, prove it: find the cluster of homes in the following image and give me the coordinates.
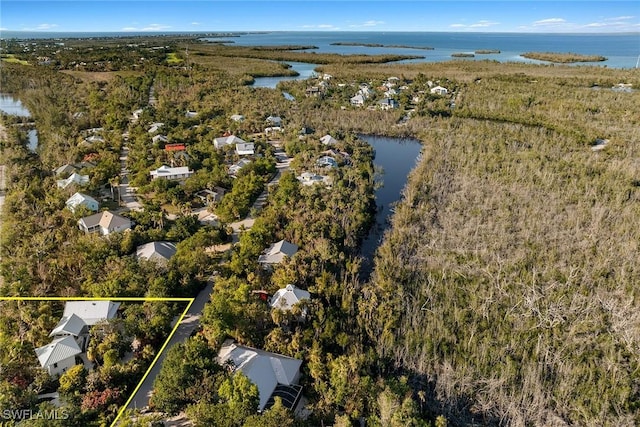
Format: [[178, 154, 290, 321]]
[[348, 76, 449, 110], [35, 301, 120, 376]]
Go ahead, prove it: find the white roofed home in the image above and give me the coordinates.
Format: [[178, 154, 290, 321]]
[[217, 339, 303, 411], [65, 192, 99, 213], [78, 211, 132, 235], [230, 114, 245, 122], [258, 239, 298, 267], [430, 85, 449, 95], [136, 241, 177, 266], [350, 94, 365, 106], [62, 300, 120, 326], [229, 158, 252, 176], [320, 134, 338, 146], [35, 336, 82, 376], [150, 165, 194, 181], [235, 143, 255, 156], [214, 135, 246, 149], [270, 284, 311, 319], [57, 172, 89, 189]]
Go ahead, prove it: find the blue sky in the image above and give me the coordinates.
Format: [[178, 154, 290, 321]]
[[1, 1, 638, 33]]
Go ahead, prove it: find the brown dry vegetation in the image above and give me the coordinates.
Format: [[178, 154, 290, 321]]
[[60, 70, 142, 83], [359, 62, 640, 425]]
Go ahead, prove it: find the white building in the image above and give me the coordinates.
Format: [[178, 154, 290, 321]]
[[258, 239, 298, 266], [270, 284, 311, 316], [430, 85, 449, 95], [150, 165, 194, 181], [217, 339, 303, 411], [65, 192, 99, 213], [62, 300, 120, 326], [214, 135, 246, 149], [35, 336, 82, 376], [78, 211, 132, 235], [235, 143, 255, 156], [57, 173, 89, 189]]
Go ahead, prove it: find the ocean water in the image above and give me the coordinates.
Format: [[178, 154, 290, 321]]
[[224, 31, 640, 69], [2, 30, 638, 68]]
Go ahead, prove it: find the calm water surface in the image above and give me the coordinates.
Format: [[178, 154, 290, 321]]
[[0, 94, 31, 117], [358, 135, 422, 278]]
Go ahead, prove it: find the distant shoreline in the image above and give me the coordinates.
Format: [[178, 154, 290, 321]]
[[331, 42, 434, 50]]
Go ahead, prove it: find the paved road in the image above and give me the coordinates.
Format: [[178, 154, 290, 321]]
[[118, 144, 142, 212], [126, 281, 214, 411]]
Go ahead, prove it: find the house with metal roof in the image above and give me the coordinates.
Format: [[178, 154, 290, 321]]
[[56, 172, 89, 189], [35, 336, 82, 376], [270, 285, 311, 318], [136, 241, 177, 266], [49, 313, 89, 350], [320, 134, 338, 146], [214, 134, 246, 149], [218, 339, 303, 412], [258, 239, 298, 266], [235, 143, 255, 156], [62, 300, 120, 326], [149, 165, 194, 181], [65, 192, 99, 213]]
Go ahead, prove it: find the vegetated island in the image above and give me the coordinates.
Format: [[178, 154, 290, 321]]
[[331, 42, 435, 50], [521, 51, 607, 63], [475, 49, 500, 54], [249, 45, 319, 51], [451, 52, 475, 58]]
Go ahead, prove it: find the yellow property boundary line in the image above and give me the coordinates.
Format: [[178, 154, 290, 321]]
[[0, 296, 196, 427]]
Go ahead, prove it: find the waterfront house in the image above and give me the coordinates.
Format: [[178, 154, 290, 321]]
[[317, 156, 338, 168], [217, 339, 303, 411], [320, 134, 338, 146], [78, 211, 132, 235], [65, 192, 99, 213], [258, 239, 298, 266], [297, 172, 332, 187], [150, 165, 194, 181], [35, 336, 82, 376], [136, 241, 177, 266], [235, 143, 255, 156], [214, 134, 246, 149]]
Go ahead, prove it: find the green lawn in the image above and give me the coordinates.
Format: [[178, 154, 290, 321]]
[[1, 54, 30, 65], [166, 52, 183, 64]]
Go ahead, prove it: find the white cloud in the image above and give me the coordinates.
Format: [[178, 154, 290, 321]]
[[533, 18, 567, 26], [299, 24, 340, 30], [191, 22, 201, 26], [348, 20, 385, 28], [469, 20, 499, 28]]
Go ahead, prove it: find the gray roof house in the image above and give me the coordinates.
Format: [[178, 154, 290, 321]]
[[235, 143, 255, 156], [218, 339, 303, 411], [49, 313, 89, 351], [54, 164, 77, 177], [266, 116, 282, 126], [258, 239, 298, 266], [62, 300, 120, 326], [35, 336, 82, 376], [136, 241, 177, 265], [78, 211, 132, 235]]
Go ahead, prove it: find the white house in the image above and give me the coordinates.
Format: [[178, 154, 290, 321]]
[[350, 94, 365, 106], [150, 165, 194, 181], [62, 300, 120, 326], [78, 211, 132, 235], [148, 122, 165, 134], [214, 135, 245, 149], [35, 336, 82, 376], [185, 110, 198, 118], [235, 143, 255, 156], [136, 241, 177, 265], [270, 284, 311, 313], [320, 134, 338, 146], [430, 85, 448, 95], [49, 313, 89, 351], [258, 239, 298, 266], [297, 172, 331, 187], [229, 158, 252, 176], [65, 192, 99, 213], [230, 114, 245, 122], [54, 164, 77, 177], [57, 173, 89, 189], [152, 134, 169, 144], [217, 339, 303, 411]]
